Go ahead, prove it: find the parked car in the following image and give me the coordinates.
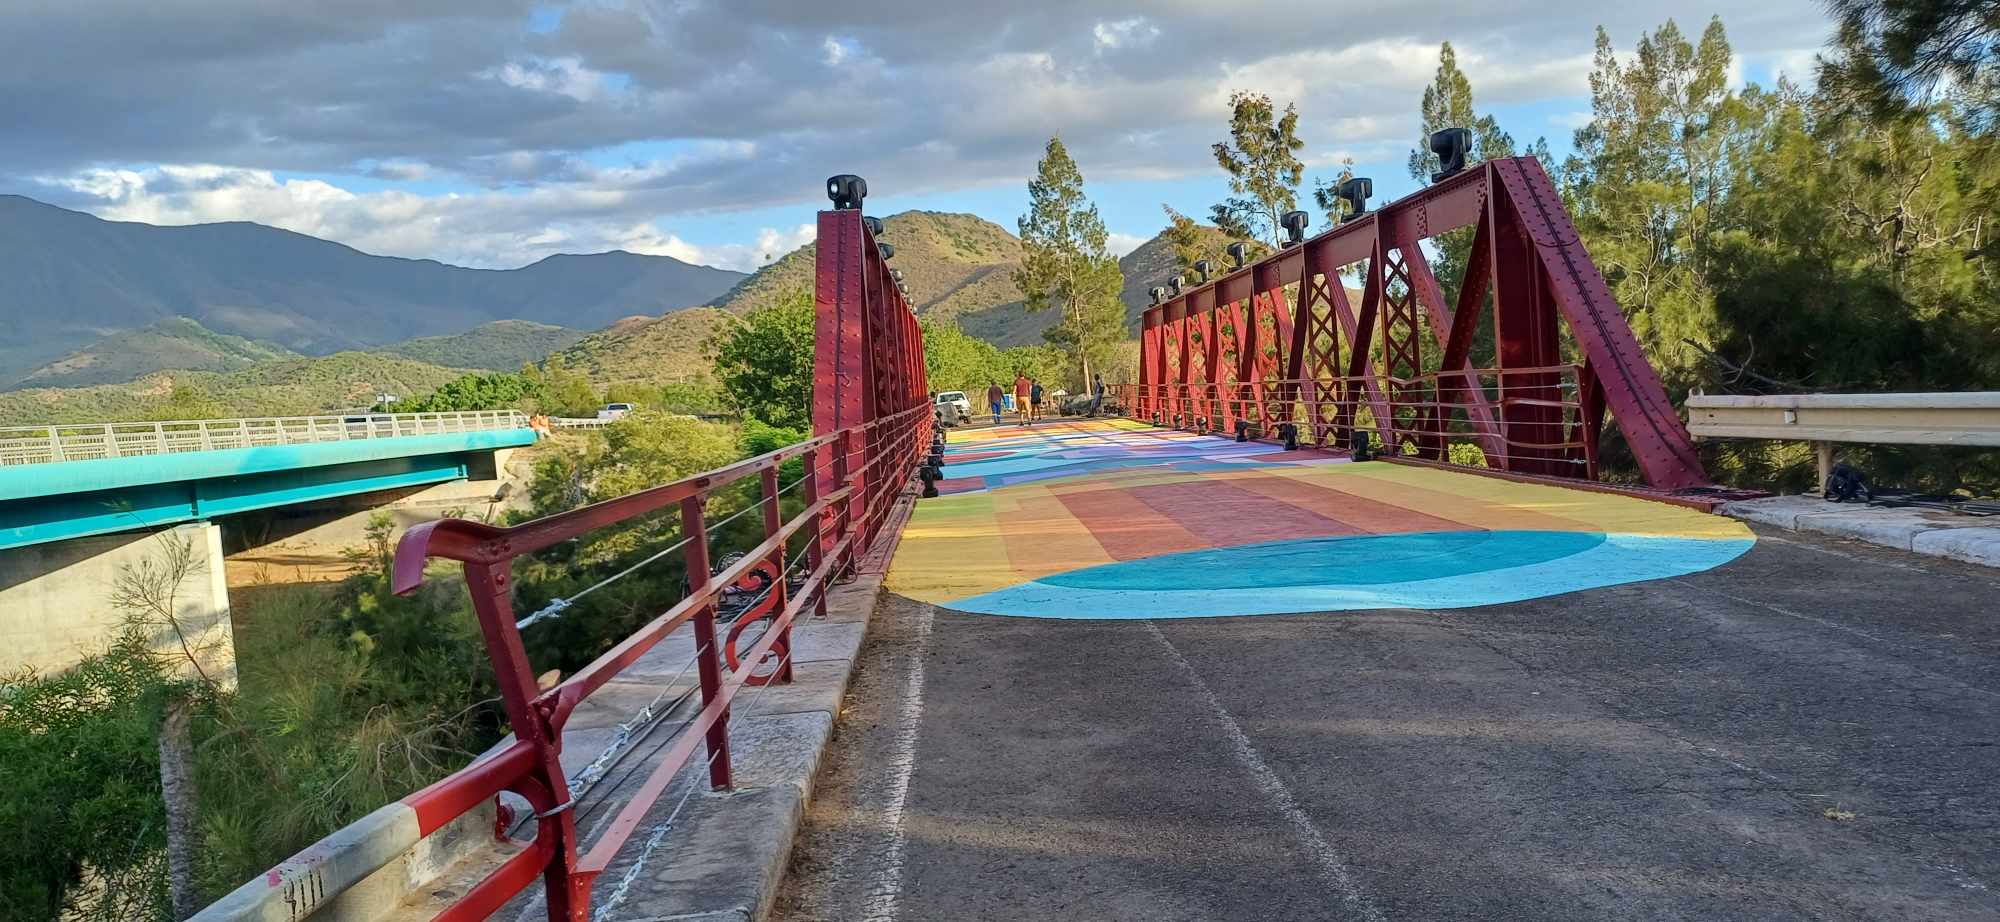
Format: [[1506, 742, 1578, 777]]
[[934, 391, 971, 422], [597, 402, 636, 420]]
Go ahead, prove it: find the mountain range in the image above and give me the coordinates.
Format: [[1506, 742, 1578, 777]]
[[0, 194, 745, 385], [0, 198, 1218, 426]]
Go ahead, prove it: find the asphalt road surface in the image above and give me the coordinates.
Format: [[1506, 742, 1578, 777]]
[[771, 524, 2000, 921]]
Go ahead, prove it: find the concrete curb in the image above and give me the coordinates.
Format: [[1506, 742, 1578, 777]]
[[1721, 494, 2000, 568]]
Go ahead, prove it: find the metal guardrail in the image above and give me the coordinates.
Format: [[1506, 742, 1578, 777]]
[[1686, 391, 2000, 490], [0, 411, 531, 466], [1686, 393, 2000, 447]]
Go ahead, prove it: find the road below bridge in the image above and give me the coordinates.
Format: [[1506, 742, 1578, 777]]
[[775, 422, 2000, 921]]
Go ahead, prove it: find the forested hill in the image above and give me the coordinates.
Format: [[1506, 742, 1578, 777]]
[[0, 194, 745, 383]]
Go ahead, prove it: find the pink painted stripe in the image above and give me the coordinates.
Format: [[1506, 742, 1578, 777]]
[[1127, 480, 1367, 546]]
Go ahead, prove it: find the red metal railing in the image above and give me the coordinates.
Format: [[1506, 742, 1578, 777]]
[[387, 403, 929, 921], [1115, 363, 1598, 479], [377, 195, 929, 922]]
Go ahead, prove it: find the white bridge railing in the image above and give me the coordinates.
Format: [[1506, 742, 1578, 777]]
[[0, 410, 532, 467]]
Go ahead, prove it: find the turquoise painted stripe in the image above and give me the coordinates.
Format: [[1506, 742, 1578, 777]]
[[0, 429, 535, 501], [944, 532, 1756, 619]]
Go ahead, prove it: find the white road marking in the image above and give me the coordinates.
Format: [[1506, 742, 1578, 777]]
[[859, 602, 936, 922], [1144, 621, 1388, 922]]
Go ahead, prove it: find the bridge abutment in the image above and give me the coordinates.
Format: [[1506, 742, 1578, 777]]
[[0, 521, 235, 683]]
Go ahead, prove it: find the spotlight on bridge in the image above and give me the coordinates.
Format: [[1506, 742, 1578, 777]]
[[1227, 242, 1249, 269], [863, 215, 884, 236], [1149, 286, 1166, 305], [891, 268, 904, 282], [877, 242, 896, 261], [1194, 259, 1213, 283], [827, 174, 867, 210], [1337, 177, 1374, 223], [1429, 127, 1473, 181], [1280, 210, 1310, 247], [896, 280, 910, 295], [1168, 276, 1185, 296]]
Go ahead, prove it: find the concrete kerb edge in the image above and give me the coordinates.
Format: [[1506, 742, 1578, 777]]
[[1721, 494, 2000, 567]]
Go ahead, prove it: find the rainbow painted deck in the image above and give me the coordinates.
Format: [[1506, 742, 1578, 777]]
[[888, 420, 1754, 618]]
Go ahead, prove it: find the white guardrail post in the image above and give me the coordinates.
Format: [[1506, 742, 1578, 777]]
[[0, 410, 531, 467]]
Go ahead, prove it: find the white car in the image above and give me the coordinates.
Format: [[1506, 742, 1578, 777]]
[[597, 402, 636, 420], [934, 391, 971, 422]]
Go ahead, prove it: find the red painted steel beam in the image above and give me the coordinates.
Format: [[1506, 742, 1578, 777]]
[[1139, 156, 1709, 489]]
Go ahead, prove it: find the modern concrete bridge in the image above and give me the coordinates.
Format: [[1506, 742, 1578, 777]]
[[0, 410, 536, 677]]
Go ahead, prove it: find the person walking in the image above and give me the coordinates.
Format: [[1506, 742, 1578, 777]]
[[1014, 372, 1033, 425], [1030, 379, 1045, 421], [1091, 373, 1107, 417], [985, 381, 1005, 426]]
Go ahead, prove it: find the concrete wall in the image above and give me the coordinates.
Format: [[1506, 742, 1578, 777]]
[[0, 522, 235, 682]]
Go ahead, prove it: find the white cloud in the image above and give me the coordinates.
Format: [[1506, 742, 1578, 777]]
[[484, 56, 613, 102], [38, 163, 809, 272], [822, 36, 847, 66], [1092, 18, 1159, 52], [1106, 232, 1147, 257]]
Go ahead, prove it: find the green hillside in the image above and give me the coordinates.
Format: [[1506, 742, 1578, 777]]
[[550, 308, 740, 390], [377, 320, 588, 370], [8, 317, 299, 390], [0, 353, 474, 426]]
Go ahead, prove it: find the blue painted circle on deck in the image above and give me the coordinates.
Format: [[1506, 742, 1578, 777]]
[[1043, 530, 1607, 590], [944, 530, 1755, 619]]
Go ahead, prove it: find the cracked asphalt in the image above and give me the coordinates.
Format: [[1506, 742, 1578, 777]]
[[773, 524, 2000, 921]]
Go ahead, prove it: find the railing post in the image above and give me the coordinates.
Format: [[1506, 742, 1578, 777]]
[[681, 495, 733, 789], [801, 442, 830, 620], [758, 466, 795, 684], [832, 429, 856, 579], [458, 560, 587, 922]]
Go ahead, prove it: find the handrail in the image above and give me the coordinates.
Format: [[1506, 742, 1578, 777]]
[[1114, 364, 1596, 479], [370, 401, 928, 921], [0, 410, 532, 466]]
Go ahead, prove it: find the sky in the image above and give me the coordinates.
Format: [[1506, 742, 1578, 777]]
[[0, 1, 1835, 273]]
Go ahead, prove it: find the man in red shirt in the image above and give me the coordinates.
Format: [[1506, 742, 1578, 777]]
[[1014, 373, 1033, 424]]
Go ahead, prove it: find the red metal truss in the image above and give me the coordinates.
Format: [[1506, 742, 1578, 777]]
[[813, 207, 933, 557], [1134, 156, 1709, 490]]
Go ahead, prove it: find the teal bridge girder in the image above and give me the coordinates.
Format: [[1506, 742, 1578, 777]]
[[0, 427, 537, 551]]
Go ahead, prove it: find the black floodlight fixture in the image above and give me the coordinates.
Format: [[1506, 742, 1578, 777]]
[[827, 174, 866, 209], [1226, 242, 1249, 269], [1194, 259, 1213, 283], [1168, 276, 1185, 296], [877, 242, 895, 261], [1429, 127, 1472, 181], [1280, 210, 1310, 247], [863, 215, 884, 236], [1338, 177, 1374, 222], [1149, 286, 1166, 305]]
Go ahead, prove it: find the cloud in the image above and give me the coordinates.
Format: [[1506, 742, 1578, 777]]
[[1106, 232, 1147, 257], [1093, 18, 1159, 52], [35, 163, 808, 271], [0, 0, 1838, 266]]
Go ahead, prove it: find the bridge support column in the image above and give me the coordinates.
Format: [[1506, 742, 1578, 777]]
[[0, 522, 235, 684]]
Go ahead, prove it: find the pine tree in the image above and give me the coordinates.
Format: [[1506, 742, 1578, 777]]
[[1015, 137, 1127, 384], [1211, 91, 1306, 247]]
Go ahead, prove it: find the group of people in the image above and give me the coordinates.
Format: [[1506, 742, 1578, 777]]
[[982, 373, 1106, 426]]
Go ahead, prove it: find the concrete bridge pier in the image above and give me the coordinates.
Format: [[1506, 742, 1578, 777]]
[[0, 521, 235, 683]]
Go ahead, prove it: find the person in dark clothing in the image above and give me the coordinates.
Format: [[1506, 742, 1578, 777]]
[[985, 381, 1005, 426], [1030, 380, 1045, 420], [1091, 374, 1106, 416]]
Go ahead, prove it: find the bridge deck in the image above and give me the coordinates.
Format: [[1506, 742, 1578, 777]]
[[775, 420, 2000, 920]]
